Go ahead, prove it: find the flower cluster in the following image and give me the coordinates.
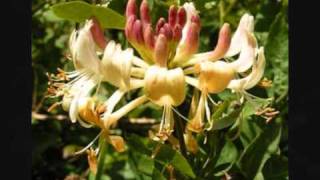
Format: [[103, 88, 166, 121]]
[[48, 0, 266, 152]]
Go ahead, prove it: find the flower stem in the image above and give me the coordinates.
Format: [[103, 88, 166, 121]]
[[95, 136, 107, 180]]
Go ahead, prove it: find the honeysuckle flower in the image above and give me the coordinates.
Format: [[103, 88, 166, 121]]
[[51, 19, 104, 125], [49, 0, 268, 150], [178, 10, 263, 133]]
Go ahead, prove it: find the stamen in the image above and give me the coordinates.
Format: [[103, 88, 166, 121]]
[[47, 102, 62, 112], [74, 131, 103, 155], [207, 95, 219, 106], [172, 107, 189, 122], [204, 97, 211, 122]]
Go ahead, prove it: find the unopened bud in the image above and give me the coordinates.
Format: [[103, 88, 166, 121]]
[[154, 34, 169, 67], [163, 23, 173, 40], [185, 22, 200, 54], [208, 23, 231, 60], [133, 20, 144, 44], [156, 18, 166, 35], [90, 17, 107, 49], [191, 15, 200, 27], [140, 0, 151, 25], [177, 7, 187, 27], [169, 5, 178, 27], [173, 24, 182, 41], [125, 15, 136, 41], [126, 0, 137, 18], [143, 24, 155, 49]]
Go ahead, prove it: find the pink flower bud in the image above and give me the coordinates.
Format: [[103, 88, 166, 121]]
[[168, 5, 177, 28], [133, 20, 144, 44], [125, 15, 136, 41], [159, 27, 166, 36], [140, 0, 151, 25], [163, 23, 173, 40], [126, 0, 137, 18], [208, 23, 231, 60], [156, 18, 166, 35], [177, 7, 187, 27], [191, 15, 200, 28], [173, 24, 182, 41], [90, 17, 107, 49], [185, 22, 200, 54], [154, 34, 168, 67], [143, 24, 155, 49]]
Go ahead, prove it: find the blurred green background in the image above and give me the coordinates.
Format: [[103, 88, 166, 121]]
[[32, 0, 288, 179]]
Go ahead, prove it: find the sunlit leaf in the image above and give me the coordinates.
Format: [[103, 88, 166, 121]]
[[154, 144, 196, 179], [51, 1, 125, 29]]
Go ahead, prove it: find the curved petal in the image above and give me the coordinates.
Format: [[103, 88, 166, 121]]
[[229, 31, 257, 73], [227, 47, 266, 91], [101, 41, 134, 90], [72, 20, 102, 74], [68, 77, 98, 123], [225, 14, 254, 57]]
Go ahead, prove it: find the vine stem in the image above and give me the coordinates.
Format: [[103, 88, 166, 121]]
[[174, 112, 188, 158], [95, 136, 107, 180]]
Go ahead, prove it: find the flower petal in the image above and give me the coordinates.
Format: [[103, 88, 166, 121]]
[[227, 47, 266, 91], [225, 14, 254, 57], [101, 41, 133, 90], [229, 31, 257, 73], [72, 20, 102, 74]]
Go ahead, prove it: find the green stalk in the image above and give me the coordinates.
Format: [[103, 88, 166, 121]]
[[174, 112, 188, 158], [95, 136, 107, 180]]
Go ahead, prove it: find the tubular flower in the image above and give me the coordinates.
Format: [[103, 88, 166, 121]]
[[49, 0, 268, 149]]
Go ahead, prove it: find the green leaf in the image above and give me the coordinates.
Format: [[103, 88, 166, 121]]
[[126, 134, 152, 155], [214, 140, 239, 176], [238, 118, 282, 179], [153, 144, 196, 179], [215, 140, 238, 167], [51, 1, 125, 29], [242, 98, 271, 118], [254, 172, 264, 180], [51, 1, 93, 22], [265, 11, 288, 97], [136, 153, 155, 176], [211, 100, 230, 120], [262, 155, 288, 179], [240, 116, 264, 147], [152, 168, 166, 180], [126, 135, 195, 178], [92, 6, 126, 30], [210, 105, 243, 130]]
